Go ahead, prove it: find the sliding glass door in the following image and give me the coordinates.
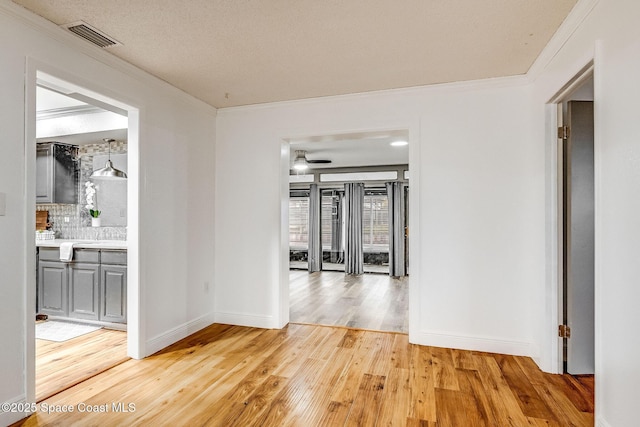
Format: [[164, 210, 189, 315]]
[[289, 190, 310, 270], [321, 189, 345, 271], [363, 189, 390, 274], [290, 185, 405, 276]]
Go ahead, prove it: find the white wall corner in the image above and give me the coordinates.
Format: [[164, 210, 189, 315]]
[[144, 312, 216, 356], [214, 312, 278, 329], [411, 330, 533, 358], [0, 1, 216, 114], [527, 0, 601, 81], [596, 417, 613, 427], [0, 395, 32, 426]]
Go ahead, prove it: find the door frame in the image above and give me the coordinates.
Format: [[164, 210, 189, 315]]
[[545, 61, 595, 374], [278, 122, 420, 338], [24, 58, 143, 404]]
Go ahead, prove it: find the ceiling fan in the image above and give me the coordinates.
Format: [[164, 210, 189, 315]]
[[292, 150, 332, 170]]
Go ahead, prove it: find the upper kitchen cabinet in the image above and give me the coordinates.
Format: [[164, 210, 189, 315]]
[[36, 142, 78, 204]]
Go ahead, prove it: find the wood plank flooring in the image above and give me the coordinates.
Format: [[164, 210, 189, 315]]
[[15, 323, 593, 427], [36, 328, 128, 402], [290, 262, 390, 274], [290, 270, 408, 333]]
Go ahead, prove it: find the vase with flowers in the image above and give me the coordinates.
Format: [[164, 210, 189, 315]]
[[85, 181, 101, 227]]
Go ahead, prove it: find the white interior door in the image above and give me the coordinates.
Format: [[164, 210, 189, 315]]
[[564, 100, 595, 375]]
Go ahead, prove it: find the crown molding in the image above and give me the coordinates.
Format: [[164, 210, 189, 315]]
[[37, 105, 103, 121], [3, 0, 597, 115], [217, 74, 529, 115], [0, 0, 217, 116], [526, 0, 601, 82]]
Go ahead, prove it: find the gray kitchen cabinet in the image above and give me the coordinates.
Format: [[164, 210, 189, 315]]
[[36, 142, 78, 204], [38, 260, 68, 317], [68, 262, 100, 321], [101, 265, 127, 323], [100, 249, 127, 323], [37, 247, 127, 324]]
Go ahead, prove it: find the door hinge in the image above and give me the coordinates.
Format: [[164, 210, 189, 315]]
[[558, 324, 571, 339], [558, 125, 570, 140]]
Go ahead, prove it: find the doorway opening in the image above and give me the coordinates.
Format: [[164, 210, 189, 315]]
[[286, 130, 409, 333], [26, 67, 140, 403], [551, 65, 595, 376]]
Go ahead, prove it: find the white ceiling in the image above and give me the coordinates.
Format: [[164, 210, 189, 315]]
[[36, 86, 127, 144], [13, 0, 577, 108], [37, 86, 86, 111], [289, 130, 408, 169]]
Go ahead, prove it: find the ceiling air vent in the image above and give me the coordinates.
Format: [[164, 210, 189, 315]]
[[61, 21, 122, 48]]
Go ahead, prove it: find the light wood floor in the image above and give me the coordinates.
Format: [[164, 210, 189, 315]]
[[15, 323, 593, 426], [290, 270, 409, 333], [290, 262, 390, 274], [36, 328, 128, 402]]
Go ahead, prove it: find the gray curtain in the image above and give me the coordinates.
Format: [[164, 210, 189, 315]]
[[386, 182, 406, 277], [308, 184, 322, 272], [344, 182, 364, 274]]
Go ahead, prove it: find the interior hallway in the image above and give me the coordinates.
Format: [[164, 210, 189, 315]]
[[289, 270, 408, 333]]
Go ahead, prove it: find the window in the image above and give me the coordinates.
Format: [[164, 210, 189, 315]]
[[321, 192, 343, 250], [363, 193, 389, 251], [320, 171, 397, 182], [289, 174, 314, 183], [290, 189, 389, 253], [289, 197, 309, 249]]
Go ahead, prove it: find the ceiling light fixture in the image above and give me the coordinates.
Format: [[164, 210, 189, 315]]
[[293, 155, 309, 171], [90, 138, 127, 179], [390, 140, 408, 147], [291, 149, 332, 171]]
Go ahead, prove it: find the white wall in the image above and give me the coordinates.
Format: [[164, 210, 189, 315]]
[[0, 3, 216, 425], [530, 0, 640, 425], [215, 1, 640, 423], [2, 0, 638, 425], [215, 77, 539, 356]]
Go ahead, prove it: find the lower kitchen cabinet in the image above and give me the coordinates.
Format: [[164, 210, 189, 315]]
[[68, 263, 100, 321], [37, 247, 127, 325], [101, 264, 127, 323], [38, 260, 68, 317]]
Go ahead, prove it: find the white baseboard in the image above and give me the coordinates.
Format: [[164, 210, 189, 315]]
[[214, 311, 276, 329], [410, 330, 533, 357], [596, 417, 612, 427], [145, 312, 216, 356], [0, 394, 32, 426]]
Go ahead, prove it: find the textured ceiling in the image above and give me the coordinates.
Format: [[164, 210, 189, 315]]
[[12, 0, 577, 108]]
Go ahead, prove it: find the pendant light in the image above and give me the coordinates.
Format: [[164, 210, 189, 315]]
[[91, 138, 127, 179]]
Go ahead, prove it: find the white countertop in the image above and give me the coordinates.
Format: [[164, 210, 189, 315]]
[[36, 239, 127, 250]]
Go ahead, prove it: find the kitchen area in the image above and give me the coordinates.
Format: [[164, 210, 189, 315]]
[[33, 84, 130, 401]]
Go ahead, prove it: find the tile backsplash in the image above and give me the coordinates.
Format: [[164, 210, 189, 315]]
[[36, 140, 128, 240], [37, 204, 127, 240], [79, 141, 128, 228]]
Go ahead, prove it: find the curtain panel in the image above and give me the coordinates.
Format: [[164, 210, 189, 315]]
[[344, 182, 364, 274], [386, 182, 406, 277]]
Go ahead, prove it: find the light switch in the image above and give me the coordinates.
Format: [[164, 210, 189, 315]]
[[0, 192, 5, 216]]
